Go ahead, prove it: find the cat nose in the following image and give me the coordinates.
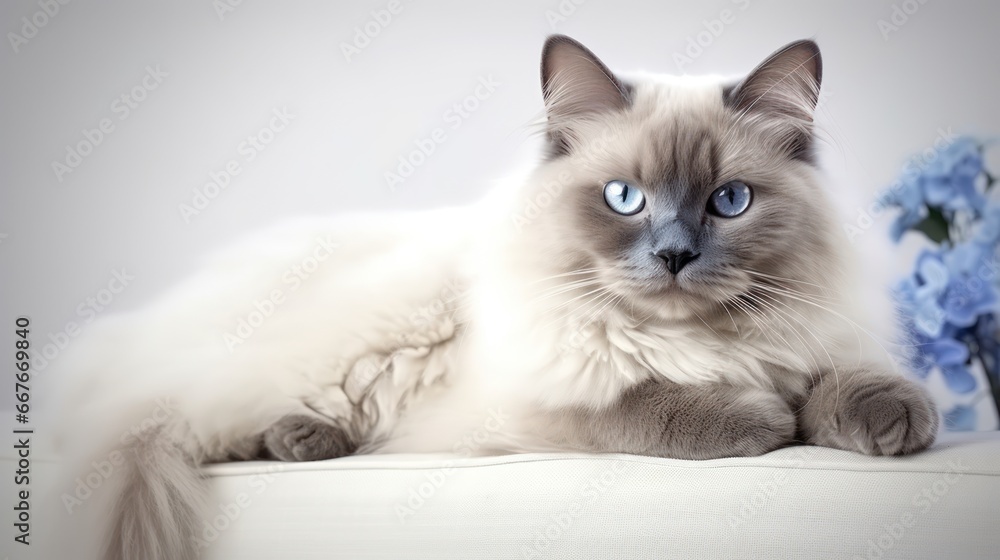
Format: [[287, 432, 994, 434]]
[[654, 249, 700, 275]]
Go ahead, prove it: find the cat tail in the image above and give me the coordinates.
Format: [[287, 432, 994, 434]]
[[101, 426, 209, 560]]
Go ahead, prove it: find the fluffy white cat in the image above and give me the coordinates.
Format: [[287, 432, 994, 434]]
[[42, 36, 937, 560]]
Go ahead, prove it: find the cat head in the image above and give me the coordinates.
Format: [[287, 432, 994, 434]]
[[518, 35, 839, 323]]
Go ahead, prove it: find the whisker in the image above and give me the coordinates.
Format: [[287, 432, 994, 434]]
[[744, 269, 838, 296], [742, 294, 813, 365], [692, 310, 724, 340], [727, 297, 780, 352], [541, 285, 609, 316], [743, 292, 831, 414], [749, 289, 843, 412], [528, 278, 603, 305], [718, 300, 743, 339], [584, 291, 623, 327], [536, 285, 614, 333], [748, 281, 873, 364], [524, 268, 602, 285]]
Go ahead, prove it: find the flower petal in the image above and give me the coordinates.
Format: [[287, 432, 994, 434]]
[[940, 364, 977, 394]]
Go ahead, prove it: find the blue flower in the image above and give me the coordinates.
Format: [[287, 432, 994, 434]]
[[923, 137, 981, 175], [899, 244, 999, 336], [886, 176, 928, 242], [925, 335, 970, 367], [886, 137, 989, 242], [941, 242, 999, 328], [897, 251, 950, 338], [921, 137, 986, 212], [889, 135, 999, 407], [944, 240, 989, 273], [940, 364, 977, 394], [895, 248, 985, 395], [943, 403, 977, 431], [973, 203, 1000, 248], [901, 323, 976, 393]]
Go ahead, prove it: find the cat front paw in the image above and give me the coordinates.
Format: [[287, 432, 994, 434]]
[[802, 368, 939, 456], [616, 382, 796, 459], [673, 389, 796, 459], [263, 414, 356, 461]]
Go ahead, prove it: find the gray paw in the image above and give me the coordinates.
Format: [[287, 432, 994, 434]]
[[588, 381, 796, 460], [664, 388, 796, 459], [802, 368, 939, 456], [262, 415, 356, 462]]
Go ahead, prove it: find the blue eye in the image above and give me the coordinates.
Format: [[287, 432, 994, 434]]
[[603, 180, 645, 215], [708, 181, 752, 217]]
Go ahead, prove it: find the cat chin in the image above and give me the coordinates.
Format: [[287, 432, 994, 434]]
[[614, 271, 750, 323], [621, 287, 720, 322]]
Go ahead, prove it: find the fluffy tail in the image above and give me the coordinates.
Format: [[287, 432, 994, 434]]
[[102, 428, 208, 560]]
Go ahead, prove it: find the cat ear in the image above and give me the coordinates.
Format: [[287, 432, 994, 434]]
[[541, 35, 630, 155], [726, 40, 822, 160]]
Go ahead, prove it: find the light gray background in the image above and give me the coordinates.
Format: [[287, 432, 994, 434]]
[[2, 0, 999, 422]]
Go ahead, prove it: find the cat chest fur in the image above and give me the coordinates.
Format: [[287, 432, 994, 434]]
[[472, 308, 783, 412], [597, 322, 774, 395]]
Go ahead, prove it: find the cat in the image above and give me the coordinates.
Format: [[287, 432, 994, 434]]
[[43, 35, 938, 560]]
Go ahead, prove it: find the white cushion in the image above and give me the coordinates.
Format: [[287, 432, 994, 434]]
[[4, 432, 998, 559], [197, 432, 1000, 559]]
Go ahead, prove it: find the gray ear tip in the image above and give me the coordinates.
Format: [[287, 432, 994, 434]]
[[785, 39, 823, 81], [778, 39, 821, 62], [543, 34, 579, 49], [791, 39, 821, 53], [541, 34, 593, 89], [727, 39, 825, 116], [541, 34, 584, 61]]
